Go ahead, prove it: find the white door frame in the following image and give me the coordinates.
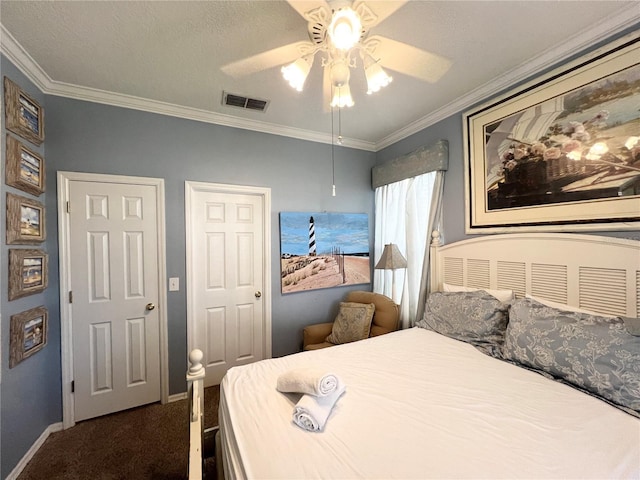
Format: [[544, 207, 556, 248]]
[[57, 171, 169, 429], [185, 181, 272, 361]]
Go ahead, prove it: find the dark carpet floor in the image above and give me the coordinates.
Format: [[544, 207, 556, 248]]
[[17, 386, 220, 480]]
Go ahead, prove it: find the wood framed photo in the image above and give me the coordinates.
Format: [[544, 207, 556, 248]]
[[6, 192, 46, 244], [463, 32, 640, 233], [10, 306, 48, 368], [8, 249, 48, 301], [4, 76, 45, 146], [5, 134, 45, 196]]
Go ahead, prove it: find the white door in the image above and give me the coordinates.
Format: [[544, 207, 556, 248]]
[[186, 182, 271, 387], [67, 179, 162, 422]]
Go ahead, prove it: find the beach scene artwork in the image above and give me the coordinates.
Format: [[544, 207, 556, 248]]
[[22, 256, 44, 288], [20, 204, 41, 237], [20, 150, 41, 187], [23, 315, 45, 353], [280, 212, 370, 294]]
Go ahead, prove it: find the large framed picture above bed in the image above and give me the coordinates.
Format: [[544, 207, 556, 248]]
[[463, 31, 640, 233]]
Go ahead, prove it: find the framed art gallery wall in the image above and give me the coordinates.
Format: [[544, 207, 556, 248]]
[[3, 75, 49, 369]]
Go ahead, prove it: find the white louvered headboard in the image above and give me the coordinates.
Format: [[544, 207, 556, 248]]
[[429, 231, 640, 317]]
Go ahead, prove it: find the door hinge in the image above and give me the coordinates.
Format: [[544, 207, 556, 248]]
[[69, 291, 73, 303], [71, 380, 75, 393], [67, 201, 70, 213]]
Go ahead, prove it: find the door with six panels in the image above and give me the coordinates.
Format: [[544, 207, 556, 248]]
[[68, 179, 161, 421]]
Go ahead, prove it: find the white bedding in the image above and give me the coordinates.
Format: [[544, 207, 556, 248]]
[[219, 328, 640, 479]]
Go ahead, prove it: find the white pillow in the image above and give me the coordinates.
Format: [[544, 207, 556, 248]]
[[525, 294, 615, 318], [443, 283, 514, 303]]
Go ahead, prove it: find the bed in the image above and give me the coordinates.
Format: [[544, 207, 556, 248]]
[[190, 231, 640, 479]]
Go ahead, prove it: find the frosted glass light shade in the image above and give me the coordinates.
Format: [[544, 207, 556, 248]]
[[330, 84, 354, 108], [281, 57, 312, 92], [328, 8, 362, 51], [365, 62, 393, 94]]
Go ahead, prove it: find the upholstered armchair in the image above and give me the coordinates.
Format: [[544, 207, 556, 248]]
[[302, 290, 400, 351]]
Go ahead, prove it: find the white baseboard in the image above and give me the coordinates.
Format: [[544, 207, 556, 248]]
[[6, 422, 63, 480], [168, 391, 187, 402]]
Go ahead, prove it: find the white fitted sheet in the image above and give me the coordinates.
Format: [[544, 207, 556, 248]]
[[219, 328, 640, 479]]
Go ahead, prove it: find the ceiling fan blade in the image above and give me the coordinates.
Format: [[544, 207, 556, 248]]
[[367, 35, 452, 83], [353, 1, 407, 27], [286, 0, 330, 19], [221, 42, 315, 78]]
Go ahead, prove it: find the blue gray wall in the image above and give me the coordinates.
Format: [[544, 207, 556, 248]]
[[1, 54, 377, 477], [43, 94, 377, 388], [1, 57, 62, 479]]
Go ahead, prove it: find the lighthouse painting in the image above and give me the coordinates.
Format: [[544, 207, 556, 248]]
[[279, 212, 370, 294], [308, 216, 317, 256]]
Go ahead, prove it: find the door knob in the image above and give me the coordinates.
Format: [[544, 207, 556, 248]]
[[146, 303, 156, 311], [255, 291, 262, 298]]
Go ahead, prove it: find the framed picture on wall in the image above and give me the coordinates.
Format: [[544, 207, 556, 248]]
[[9, 306, 48, 368], [463, 33, 640, 233], [8, 248, 48, 300], [5, 134, 45, 196], [4, 76, 45, 146], [6, 192, 46, 244], [279, 212, 370, 294]]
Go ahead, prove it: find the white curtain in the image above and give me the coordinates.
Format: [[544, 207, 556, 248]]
[[373, 171, 445, 328]]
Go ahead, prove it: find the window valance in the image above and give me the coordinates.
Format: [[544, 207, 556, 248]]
[[372, 140, 448, 189]]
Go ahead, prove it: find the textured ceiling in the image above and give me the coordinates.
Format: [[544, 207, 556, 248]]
[[1, 1, 638, 151]]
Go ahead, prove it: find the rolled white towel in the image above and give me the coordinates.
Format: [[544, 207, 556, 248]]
[[292, 383, 346, 432], [277, 367, 341, 396]]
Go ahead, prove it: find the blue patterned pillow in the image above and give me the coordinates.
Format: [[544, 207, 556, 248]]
[[504, 298, 640, 413], [416, 291, 509, 355]]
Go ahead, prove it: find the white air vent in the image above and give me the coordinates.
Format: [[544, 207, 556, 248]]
[[222, 92, 269, 112]]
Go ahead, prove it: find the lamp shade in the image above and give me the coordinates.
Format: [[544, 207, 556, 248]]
[[375, 243, 407, 269]]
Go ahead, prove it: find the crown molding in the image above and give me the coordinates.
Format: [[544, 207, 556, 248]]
[[0, 24, 375, 152], [2, 6, 637, 155], [0, 24, 51, 93], [375, 5, 640, 151]]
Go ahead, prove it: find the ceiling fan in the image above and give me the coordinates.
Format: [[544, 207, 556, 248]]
[[221, 0, 452, 109]]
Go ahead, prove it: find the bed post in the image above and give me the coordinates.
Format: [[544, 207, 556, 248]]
[[187, 349, 205, 480], [429, 230, 443, 292]]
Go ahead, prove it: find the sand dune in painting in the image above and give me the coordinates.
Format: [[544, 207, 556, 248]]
[[281, 255, 370, 293]]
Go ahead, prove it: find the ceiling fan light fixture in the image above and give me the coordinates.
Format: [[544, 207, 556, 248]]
[[330, 58, 351, 87], [330, 84, 354, 108], [328, 8, 362, 51], [281, 56, 312, 92], [365, 61, 392, 94]]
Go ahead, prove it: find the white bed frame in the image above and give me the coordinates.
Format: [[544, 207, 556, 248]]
[[186, 350, 205, 479], [430, 231, 639, 318], [188, 231, 640, 478]]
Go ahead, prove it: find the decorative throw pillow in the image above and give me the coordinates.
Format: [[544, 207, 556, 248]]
[[624, 317, 640, 336], [504, 297, 640, 413], [525, 294, 615, 317], [443, 283, 515, 303], [326, 302, 375, 345], [415, 291, 509, 355]]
